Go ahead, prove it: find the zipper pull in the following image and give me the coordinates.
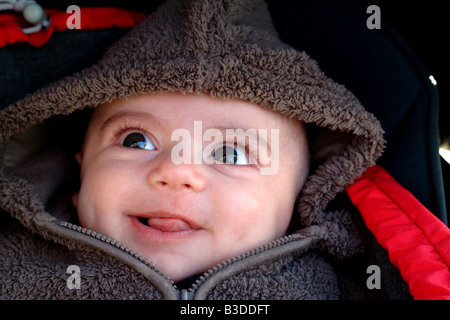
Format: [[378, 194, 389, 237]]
[[179, 289, 194, 300]]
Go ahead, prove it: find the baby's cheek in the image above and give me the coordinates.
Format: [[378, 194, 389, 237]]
[[82, 161, 127, 197], [76, 192, 96, 230], [76, 186, 120, 239], [217, 192, 274, 243], [76, 169, 118, 227]]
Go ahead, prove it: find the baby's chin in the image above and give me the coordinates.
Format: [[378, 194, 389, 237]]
[[136, 238, 275, 283], [138, 249, 219, 283]]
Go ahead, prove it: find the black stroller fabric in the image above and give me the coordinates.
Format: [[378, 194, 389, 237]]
[[267, 0, 447, 224]]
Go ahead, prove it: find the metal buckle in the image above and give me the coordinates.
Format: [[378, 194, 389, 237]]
[[0, 0, 50, 34]]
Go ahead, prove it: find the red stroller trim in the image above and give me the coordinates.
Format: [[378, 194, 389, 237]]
[[0, 7, 148, 48], [346, 165, 450, 300]]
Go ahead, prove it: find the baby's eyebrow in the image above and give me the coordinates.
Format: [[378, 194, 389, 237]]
[[99, 111, 166, 134], [212, 126, 272, 153]]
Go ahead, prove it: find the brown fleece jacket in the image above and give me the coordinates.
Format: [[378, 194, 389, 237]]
[[0, 0, 410, 299]]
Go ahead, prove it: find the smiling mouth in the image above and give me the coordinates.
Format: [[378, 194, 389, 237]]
[[131, 214, 203, 243]]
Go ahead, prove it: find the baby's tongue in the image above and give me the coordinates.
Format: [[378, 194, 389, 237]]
[[147, 218, 191, 232]]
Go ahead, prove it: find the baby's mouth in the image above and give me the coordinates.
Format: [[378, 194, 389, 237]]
[[131, 210, 203, 240], [137, 217, 195, 232]]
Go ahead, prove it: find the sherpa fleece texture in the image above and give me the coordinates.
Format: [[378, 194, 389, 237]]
[[0, 0, 410, 299]]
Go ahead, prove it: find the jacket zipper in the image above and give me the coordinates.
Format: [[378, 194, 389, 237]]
[[57, 221, 178, 296], [58, 221, 172, 277], [186, 233, 303, 295], [57, 221, 304, 300]]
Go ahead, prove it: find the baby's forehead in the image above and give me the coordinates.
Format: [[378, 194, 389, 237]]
[[91, 93, 305, 134]]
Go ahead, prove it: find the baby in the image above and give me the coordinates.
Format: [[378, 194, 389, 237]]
[[0, 0, 393, 299], [73, 91, 310, 282]]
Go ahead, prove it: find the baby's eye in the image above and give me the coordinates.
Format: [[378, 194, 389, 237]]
[[122, 132, 155, 150], [211, 146, 249, 165]]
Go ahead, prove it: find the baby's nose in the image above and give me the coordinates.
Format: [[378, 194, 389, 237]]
[[147, 152, 205, 192]]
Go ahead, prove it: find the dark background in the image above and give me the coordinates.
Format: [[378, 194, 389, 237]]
[[353, 0, 448, 142], [354, 1, 449, 219]]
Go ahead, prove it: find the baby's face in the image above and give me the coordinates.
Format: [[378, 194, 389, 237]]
[[73, 92, 309, 282]]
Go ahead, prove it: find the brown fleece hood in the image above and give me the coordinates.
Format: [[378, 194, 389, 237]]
[[0, 0, 385, 280]]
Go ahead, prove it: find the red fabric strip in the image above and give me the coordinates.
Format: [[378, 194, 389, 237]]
[[0, 7, 148, 47], [346, 165, 450, 300]]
